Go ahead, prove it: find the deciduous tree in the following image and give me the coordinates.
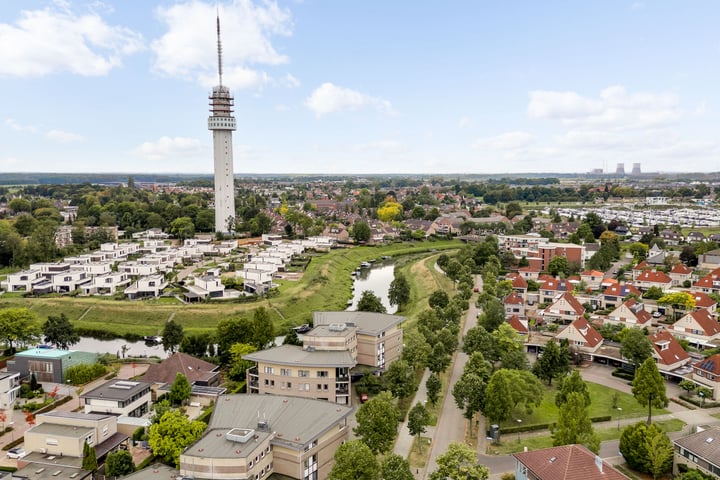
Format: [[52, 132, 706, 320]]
[[532, 340, 568, 386], [380, 454, 413, 480], [555, 369, 590, 408], [161, 319, 184, 353], [0, 307, 40, 353], [553, 392, 599, 453], [168, 373, 191, 407], [251, 306, 274, 348], [329, 440, 379, 480], [429, 442, 489, 480], [357, 290, 386, 313], [620, 327, 654, 368], [353, 391, 399, 454], [388, 274, 410, 308], [105, 450, 135, 477], [426, 373, 441, 406], [632, 357, 668, 424], [382, 360, 416, 399], [42, 313, 79, 350], [148, 410, 206, 467], [619, 422, 672, 476], [407, 402, 430, 448]]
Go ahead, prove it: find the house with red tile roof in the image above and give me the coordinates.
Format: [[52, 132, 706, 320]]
[[649, 331, 690, 372], [632, 260, 650, 281], [506, 272, 528, 295], [669, 263, 693, 287], [555, 318, 603, 356], [507, 314, 529, 335], [513, 444, 629, 480], [693, 267, 720, 295], [539, 277, 570, 304], [543, 292, 586, 324], [504, 291, 526, 318], [633, 269, 672, 292], [669, 309, 720, 349], [580, 270, 605, 291], [600, 283, 642, 310], [606, 298, 652, 327], [692, 353, 720, 400], [517, 265, 541, 281], [691, 291, 718, 314]]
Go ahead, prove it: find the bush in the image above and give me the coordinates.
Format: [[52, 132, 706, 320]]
[[611, 368, 635, 381], [132, 427, 146, 442], [66, 363, 107, 385]]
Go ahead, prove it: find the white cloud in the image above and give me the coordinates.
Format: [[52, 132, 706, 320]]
[[458, 116, 473, 129], [305, 83, 395, 116], [0, 4, 143, 77], [282, 73, 300, 88], [5, 118, 38, 133], [46, 129, 84, 143], [528, 85, 681, 130], [473, 131, 536, 150], [152, 0, 292, 89], [131, 136, 204, 161]]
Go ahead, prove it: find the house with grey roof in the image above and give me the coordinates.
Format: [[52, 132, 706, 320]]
[[674, 425, 720, 477], [80, 379, 152, 417], [179, 395, 353, 480]]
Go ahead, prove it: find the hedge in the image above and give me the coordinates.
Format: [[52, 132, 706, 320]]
[[680, 394, 720, 409], [611, 369, 635, 381], [500, 415, 612, 434], [66, 363, 107, 385]]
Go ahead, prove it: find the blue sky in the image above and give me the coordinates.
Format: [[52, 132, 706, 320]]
[[1, 0, 719, 175]]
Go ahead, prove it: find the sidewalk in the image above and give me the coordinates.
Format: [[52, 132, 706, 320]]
[[393, 368, 435, 479]]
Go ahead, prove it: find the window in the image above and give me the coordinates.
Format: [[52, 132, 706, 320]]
[[264, 366, 274, 374], [280, 368, 292, 376], [317, 370, 328, 378], [299, 370, 309, 377]]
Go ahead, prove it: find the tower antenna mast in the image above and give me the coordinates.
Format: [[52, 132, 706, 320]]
[[216, 9, 223, 87]]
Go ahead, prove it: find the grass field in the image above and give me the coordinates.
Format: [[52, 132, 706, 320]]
[[497, 381, 669, 429], [487, 419, 685, 455], [0, 240, 463, 337]]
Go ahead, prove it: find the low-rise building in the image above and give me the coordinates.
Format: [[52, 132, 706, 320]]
[[674, 425, 720, 477], [7, 349, 98, 383], [542, 292, 585, 325], [692, 354, 720, 400], [124, 274, 168, 299], [80, 379, 152, 417], [633, 269, 672, 292], [600, 283, 642, 310], [0, 371, 21, 410], [513, 444, 628, 480], [669, 309, 720, 349], [649, 331, 690, 372], [555, 318, 603, 358], [605, 298, 651, 327], [179, 395, 353, 480]]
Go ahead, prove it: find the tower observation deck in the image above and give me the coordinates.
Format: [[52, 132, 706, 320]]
[[208, 13, 236, 234]]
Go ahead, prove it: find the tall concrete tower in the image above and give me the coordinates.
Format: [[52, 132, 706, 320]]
[[631, 163, 641, 175], [208, 14, 236, 234], [615, 163, 625, 175]]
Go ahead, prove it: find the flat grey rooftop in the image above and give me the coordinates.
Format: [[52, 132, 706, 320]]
[[80, 379, 151, 401], [313, 311, 405, 334], [243, 344, 355, 367]]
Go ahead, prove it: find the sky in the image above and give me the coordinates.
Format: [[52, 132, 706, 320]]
[[1, 0, 720, 175]]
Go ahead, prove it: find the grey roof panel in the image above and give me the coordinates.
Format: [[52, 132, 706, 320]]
[[312, 311, 404, 334], [242, 344, 356, 367]]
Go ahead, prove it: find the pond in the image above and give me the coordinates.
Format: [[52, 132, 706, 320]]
[[346, 262, 397, 314]]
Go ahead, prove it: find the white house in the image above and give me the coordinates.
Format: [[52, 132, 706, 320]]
[[124, 274, 168, 299], [0, 372, 21, 410]]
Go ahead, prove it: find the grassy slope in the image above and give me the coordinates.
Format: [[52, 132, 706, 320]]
[[0, 240, 462, 336]]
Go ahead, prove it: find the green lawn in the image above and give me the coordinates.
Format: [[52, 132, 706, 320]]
[[498, 380, 669, 429], [488, 419, 685, 455]]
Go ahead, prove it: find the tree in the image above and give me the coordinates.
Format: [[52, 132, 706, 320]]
[[620, 327, 654, 368], [251, 306, 274, 348], [388, 274, 410, 308], [428, 290, 450, 310], [643, 286, 664, 300], [400, 329, 431, 370], [329, 440, 379, 480], [169, 373, 191, 406], [555, 369, 591, 408], [696, 386, 712, 406], [477, 298, 505, 332], [383, 360, 416, 399], [42, 313, 79, 350], [407, 402, 430, 449], [428, 342, 451, 374], [356, 290, 386, 313], [547, 256, 570, 277], [619, 422, 673, 476], [501, 348, 530, 370], [632, 357, 668, 424], [180, 333, 213, 357], [161, 319, 184, 353], [678, 379, 696, 396], [0, 307, 40, 353], [462, 325, 496, 360], [483, 369, 513, 425], [105, 450, 135, 477], [532, 340, 568, 386], [215, 317, 255, 362], [169, 216, 195, 241], [380, 454, 413, 480], [429, 442, 489, 480], [82, 440, 98, 471], [552, 392, 599, 453], [353, 391, 399, 454], [352, 221, 371, 243], [677, 470, 715, 480], [426, 373, 441, 406], [228, 343, 257, 380], [148, 410, 206, 467]]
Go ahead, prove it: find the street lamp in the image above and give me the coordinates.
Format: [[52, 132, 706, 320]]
[[617, 407, 622, 430], [517, 419, 522, 442]]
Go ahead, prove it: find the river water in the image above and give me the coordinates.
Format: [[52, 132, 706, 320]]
[[72, 336, 169, 359], [346, 263, 397, 314]]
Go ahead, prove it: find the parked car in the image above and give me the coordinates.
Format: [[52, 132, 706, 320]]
[[652, 311, 663, 318], [6, 447, 26, 459]]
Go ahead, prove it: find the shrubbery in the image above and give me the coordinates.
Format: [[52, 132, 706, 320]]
[[66, 363, 107, 385]]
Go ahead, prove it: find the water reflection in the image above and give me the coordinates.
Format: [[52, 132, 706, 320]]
[[73, 337, 169, 359], [347, 263, 397, 314]]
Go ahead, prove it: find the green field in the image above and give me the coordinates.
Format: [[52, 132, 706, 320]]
[[0, 240, 462, 337], [498, 380, 669, 429], [488, 419, 685, 455]]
